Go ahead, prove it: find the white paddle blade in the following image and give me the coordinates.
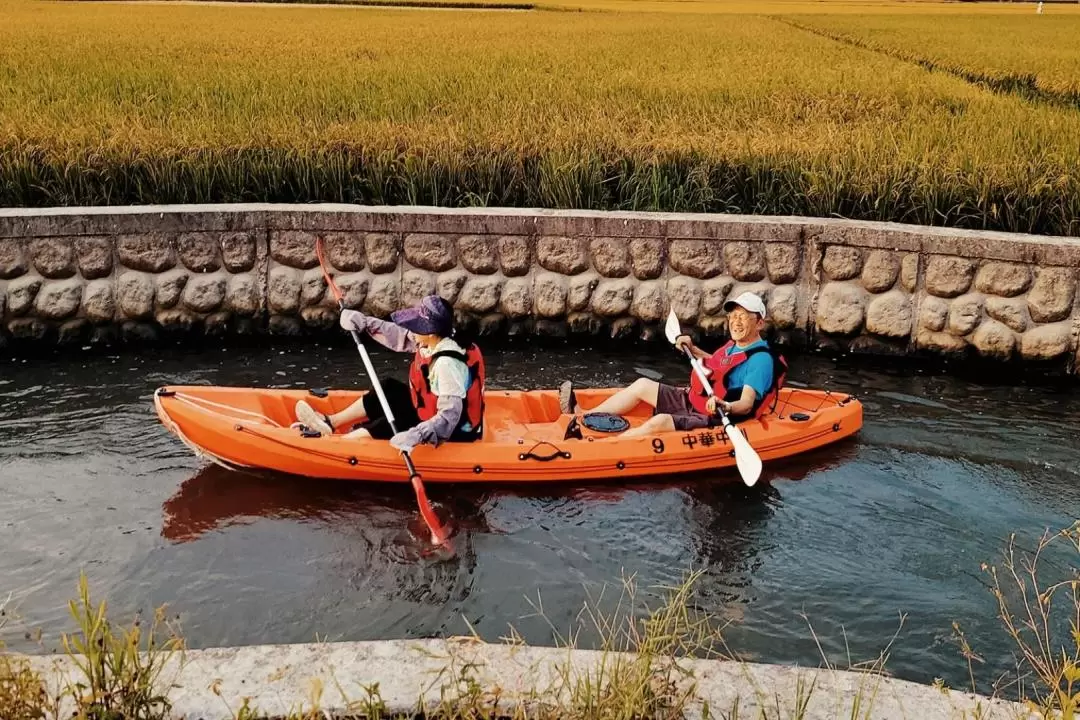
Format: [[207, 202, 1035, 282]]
[[727, 423, 762, 486], [664, 309, 682, 345], [667, 306, 762, 485]]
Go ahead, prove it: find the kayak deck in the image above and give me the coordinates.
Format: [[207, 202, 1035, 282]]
[[155, 385, 862, 483]]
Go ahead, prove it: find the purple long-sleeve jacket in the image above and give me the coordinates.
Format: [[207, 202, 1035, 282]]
[[342, 310, 465, 450]]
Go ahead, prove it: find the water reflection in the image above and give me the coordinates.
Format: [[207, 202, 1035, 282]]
[[161, 463, 498, 555]]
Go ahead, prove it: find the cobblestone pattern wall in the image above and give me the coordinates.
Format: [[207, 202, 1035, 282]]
[[1, 206, 1077, 371]]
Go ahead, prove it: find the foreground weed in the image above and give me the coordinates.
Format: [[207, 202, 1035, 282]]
[[981, 523, 1080, 719], [0, 593, 54, 720], [523, 569, 729, 720], [60, 572, 184, 720], [0, 650, 52, 720], [5, 534, 1076, 720]]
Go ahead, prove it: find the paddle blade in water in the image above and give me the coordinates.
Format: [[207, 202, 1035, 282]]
[[411, 474, 451, 545]]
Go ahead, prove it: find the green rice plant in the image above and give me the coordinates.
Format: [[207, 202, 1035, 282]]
[[2, 0, 1080, 235]]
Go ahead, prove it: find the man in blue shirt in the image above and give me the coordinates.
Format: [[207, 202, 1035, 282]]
[[559, 292, 779, 437]]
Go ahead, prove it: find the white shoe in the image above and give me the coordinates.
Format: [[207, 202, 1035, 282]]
[[295, 400, 334, 436]]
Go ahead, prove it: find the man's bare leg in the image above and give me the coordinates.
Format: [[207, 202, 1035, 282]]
[[582, 378, 661, 416], [620, 413, 676, 438]]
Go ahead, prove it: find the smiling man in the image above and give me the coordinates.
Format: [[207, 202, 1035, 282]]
[[559, 292, 784, 438]]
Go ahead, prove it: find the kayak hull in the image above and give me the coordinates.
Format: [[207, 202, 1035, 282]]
[[154, 385, 862, 484]]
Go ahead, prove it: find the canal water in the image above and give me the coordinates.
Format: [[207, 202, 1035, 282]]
[[1, 337, 1077, 695]]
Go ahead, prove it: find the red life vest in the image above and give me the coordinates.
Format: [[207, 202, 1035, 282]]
[[687, 340, 787, 420], [408, 342, 486, 441]]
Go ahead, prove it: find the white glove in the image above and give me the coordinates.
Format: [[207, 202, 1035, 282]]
[[389, 431, 416, 454], [339, 308, 364, 332]]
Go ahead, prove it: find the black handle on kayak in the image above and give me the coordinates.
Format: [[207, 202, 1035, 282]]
[[518, 442, 571, 462]]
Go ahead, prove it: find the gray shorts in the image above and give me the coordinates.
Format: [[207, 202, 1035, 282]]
[[655, 383, 715, 432]]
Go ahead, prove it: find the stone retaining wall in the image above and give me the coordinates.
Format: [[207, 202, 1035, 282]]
[[2, 204, 1079, 373]]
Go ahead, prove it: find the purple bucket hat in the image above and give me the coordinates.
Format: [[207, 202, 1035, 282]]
[[391, 294, 454, 336]]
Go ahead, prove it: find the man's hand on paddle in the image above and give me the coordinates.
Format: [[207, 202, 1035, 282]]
[[706, 396, 731, 416], [708, 386, 758, 418], [675, 334, 712, 362]]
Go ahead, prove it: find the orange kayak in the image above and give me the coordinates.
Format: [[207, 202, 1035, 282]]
[[154, 385, 861, 484]]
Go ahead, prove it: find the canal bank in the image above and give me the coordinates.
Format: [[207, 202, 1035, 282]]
[[18, 637, 1041, 720], [2, 204, 1079, 377]]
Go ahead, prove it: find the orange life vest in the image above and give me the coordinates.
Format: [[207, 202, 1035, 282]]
[[408, 343, 485, 441], [687, 340, 787, 420]]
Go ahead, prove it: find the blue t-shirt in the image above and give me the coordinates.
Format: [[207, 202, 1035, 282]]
[[724, 339, 774, 400]]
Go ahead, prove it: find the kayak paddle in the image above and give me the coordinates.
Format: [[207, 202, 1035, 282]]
[[663, 309, 762, 487], [315, 239, 450, 545]]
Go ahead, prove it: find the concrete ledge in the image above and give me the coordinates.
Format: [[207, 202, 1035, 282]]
[[21, 638, 1035, 719], [2, 203, 1078, 375]]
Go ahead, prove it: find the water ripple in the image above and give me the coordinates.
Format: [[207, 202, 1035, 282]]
[[1, 344, 1078, 693]]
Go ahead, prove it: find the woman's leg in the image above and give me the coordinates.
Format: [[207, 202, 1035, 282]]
[[328, 397, 369, 430], [294, 399, 337, 435], [294, 395, 370, 436], [342, 427, 372, 440], [355, 378, 419, 440], [294, 379, 411, 438]]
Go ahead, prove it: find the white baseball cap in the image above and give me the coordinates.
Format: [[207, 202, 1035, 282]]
[[723, 291, 767, 318]]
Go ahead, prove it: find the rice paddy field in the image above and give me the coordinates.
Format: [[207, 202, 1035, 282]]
[[2, 0, 1080, 234]]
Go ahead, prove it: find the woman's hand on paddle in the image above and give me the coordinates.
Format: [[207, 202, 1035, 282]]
[[675, 334, 694, 353], [389, 430, 417, 454], [339, 308, 365, 332]]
